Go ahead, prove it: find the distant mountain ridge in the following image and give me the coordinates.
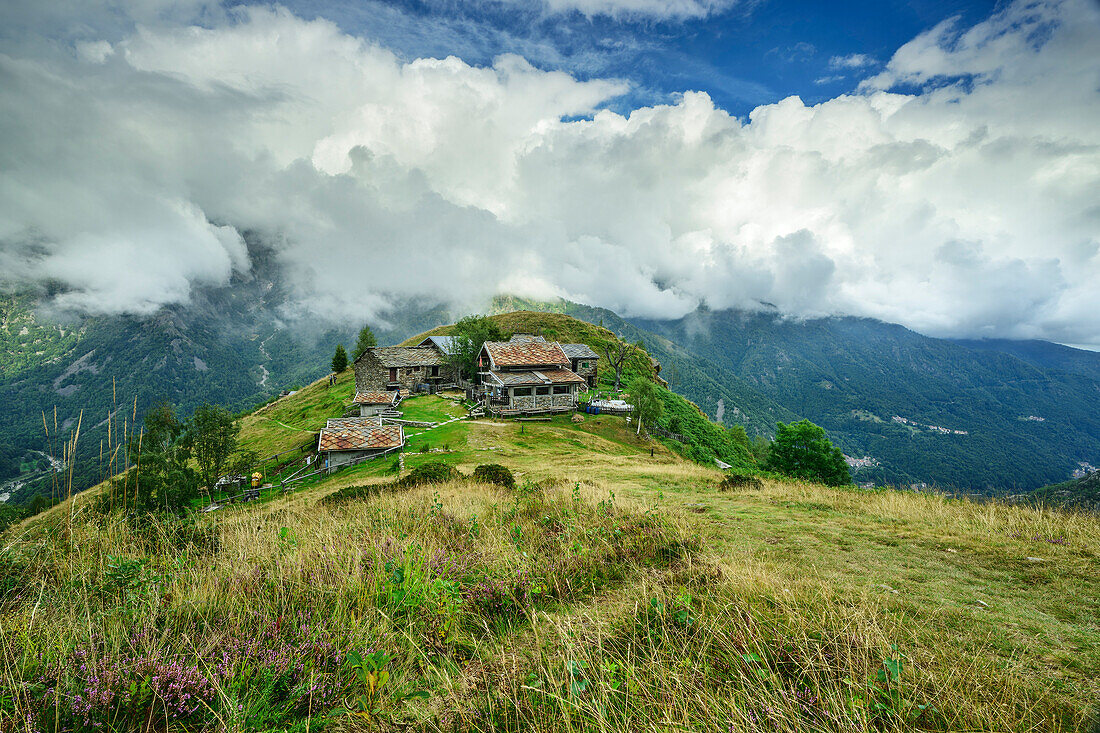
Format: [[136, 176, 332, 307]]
[[489, 297, 1100, 492], [4, 282, 1098, 502]]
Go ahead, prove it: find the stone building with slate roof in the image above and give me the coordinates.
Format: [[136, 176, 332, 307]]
[[353, 345, 459, 394], [317, 417, 404, 470], [352, 390, 400, 417], [476, 335, 589, 414], [560, 343, 599, 387]]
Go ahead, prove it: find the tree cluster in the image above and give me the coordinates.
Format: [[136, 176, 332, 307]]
[[763, 419, 852, 486], [446, 316, 507, 380], [97, 401, 241, 516]]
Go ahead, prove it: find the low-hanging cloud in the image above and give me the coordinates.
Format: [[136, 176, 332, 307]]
[[0, 0, 1098, 344]]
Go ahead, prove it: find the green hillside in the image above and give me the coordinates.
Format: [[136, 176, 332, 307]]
[[404, 310, 754, 470], [0, 251, 455, 504], [1031, 471, 1100, 513], [2, 311, 1098, 732]]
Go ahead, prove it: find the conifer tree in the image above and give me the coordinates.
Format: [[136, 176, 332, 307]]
[[353, 326, 377, 360], [331, 344, 348, 374]]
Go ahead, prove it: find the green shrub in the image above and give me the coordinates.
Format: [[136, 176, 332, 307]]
[[394, 461, 462, 488], [719, 471, 763, 491], [320, 483, 384, 505], [473, 464, 516, 489]]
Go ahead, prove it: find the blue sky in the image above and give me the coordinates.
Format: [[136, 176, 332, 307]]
[[274, 0, 998, 115]]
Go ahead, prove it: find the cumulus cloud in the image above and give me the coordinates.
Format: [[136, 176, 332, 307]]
[[1, 0, 1098, 344]]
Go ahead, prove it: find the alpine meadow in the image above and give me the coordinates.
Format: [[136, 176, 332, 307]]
[[1, 0, 1099, 731]]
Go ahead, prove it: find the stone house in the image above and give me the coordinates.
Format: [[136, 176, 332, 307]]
[[560, 343, 599, 388], [353, 390, 400, 417], [476, 336, 587, 415], [317, 417, 404, 471], [353, 346, 459, 394]]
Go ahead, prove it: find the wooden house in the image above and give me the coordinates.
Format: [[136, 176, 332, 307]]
[[476, 337, 587, 415]]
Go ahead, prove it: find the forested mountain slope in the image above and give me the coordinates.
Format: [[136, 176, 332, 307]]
[[0, 243, 452, 503], [629, 308, 1100, 492]]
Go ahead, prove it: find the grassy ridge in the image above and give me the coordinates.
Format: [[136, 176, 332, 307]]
[[3, 459, 1097, 730], [2, 311, 1098, 731]]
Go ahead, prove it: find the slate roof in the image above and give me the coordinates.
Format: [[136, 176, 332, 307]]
[[417, 335, 458, 355], [485, 368, 587, 387], [353, 391, 399, 405], [561, 343, 599, 360], [366, 346, 446, 368], [318, 418, 403, 452], [482, 340, 569, 369]]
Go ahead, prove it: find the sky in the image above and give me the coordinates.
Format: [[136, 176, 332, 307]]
[[1, 0, 1098, 347]]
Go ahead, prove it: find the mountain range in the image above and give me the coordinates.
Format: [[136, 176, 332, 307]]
[[3, 277, 1099, 502]]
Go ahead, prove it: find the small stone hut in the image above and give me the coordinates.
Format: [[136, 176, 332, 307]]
[[353, 390, 400, 417], [317, 417, 404, 471]]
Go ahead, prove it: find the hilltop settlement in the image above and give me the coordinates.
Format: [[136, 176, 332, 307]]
[[316, 333, 601, 471]]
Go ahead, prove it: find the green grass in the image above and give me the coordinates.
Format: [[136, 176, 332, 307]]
[[399, 395, 467, 425], [3, 356, 1098, 732], [235, 369, 356, 460]]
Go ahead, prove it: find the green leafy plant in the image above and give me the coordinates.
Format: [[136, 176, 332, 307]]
[[343, 650, 429, 720]]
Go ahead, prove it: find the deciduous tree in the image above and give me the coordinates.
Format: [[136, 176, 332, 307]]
[[446, 315, 507, 380], [764, 419, 851, 486], [189, 403, 240, 496], [603, 337, 638, 391], [630, 377, 664, 436]]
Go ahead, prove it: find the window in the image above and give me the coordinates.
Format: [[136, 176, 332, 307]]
[[581, 361, 589, 369], [513, 388, 532, 397], [431, 365, 439, 377], [405, 368, 413, 377], [553, 385, 571, 394], [388, 367, 397, 381], [536, 386, 550, 396]]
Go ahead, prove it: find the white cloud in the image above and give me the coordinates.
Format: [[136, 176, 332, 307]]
[[829, 53, 875, 69], [1, 0, 1098, 346], [517, 0, 738, 19]]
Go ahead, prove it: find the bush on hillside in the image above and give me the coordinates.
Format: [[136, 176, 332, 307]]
[[320, 483, 384, 505], [394, 461, 463, 488], [719, 472, 763, 491], [473, 464, 515, 489], [764, 419, 852, 487]]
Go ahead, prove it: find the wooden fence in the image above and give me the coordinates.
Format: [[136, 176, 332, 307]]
[[650, 425, 688, 443]]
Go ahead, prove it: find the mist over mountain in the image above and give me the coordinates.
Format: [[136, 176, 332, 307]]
[[0, 243, 454, 502]]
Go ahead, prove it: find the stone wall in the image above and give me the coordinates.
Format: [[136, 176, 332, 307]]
[[354, 351, 459, 393], [505, 391, 576, 412], [571, 358, 598, 387]]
